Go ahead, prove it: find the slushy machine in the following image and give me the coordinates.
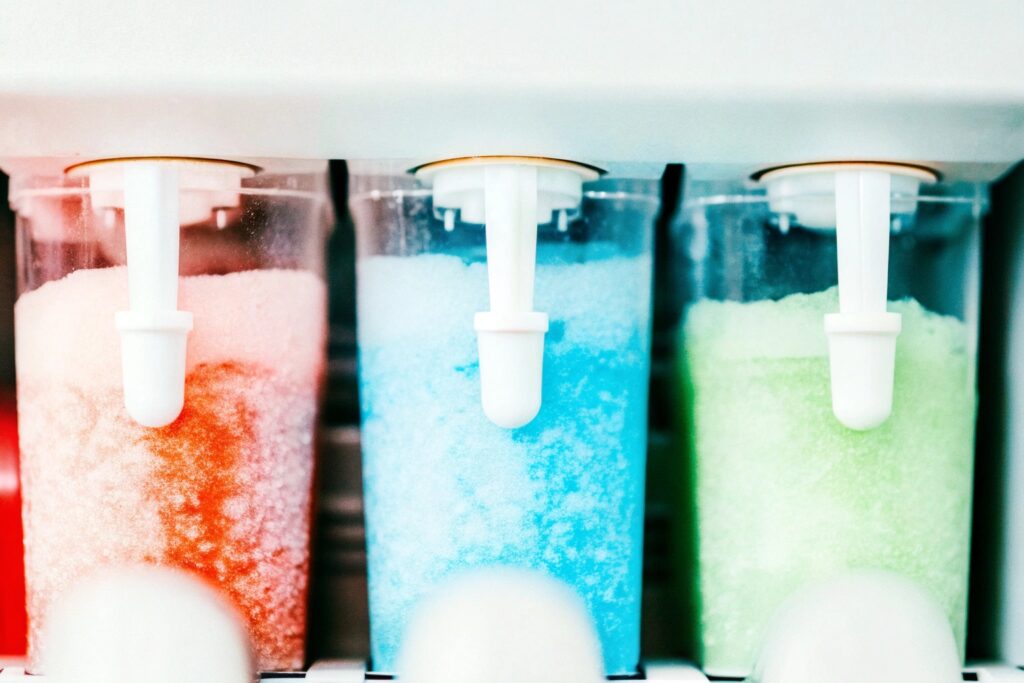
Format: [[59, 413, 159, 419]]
[[1, 2, 1024, 682]]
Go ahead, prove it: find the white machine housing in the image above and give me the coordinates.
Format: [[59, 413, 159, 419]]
[[1, 0, 1024, 674]]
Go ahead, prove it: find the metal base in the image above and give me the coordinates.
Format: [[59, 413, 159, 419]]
[[5, 661, 1024, 682]]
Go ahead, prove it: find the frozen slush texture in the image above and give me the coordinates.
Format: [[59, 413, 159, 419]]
[[681, 288, 975, 676], [358, 250, 651, 675], [16, 267, 326, 672]]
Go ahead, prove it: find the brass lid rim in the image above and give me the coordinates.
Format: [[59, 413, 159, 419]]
[[755, 160, 939, 183], [65, 156, 260, 177], [412, 155, 604, 180]]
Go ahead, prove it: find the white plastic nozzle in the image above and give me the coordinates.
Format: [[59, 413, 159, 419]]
[[116, 162, 192, 427], [762, 163, 936, 430], [826, 170, 901, 430], [416, 158, 599, 429], [752, 571, 961, 683], [41, 566, 253, 683], [475, 309, 548, 429], [397, 569, 605, 683], [68, 158, 253, 428]]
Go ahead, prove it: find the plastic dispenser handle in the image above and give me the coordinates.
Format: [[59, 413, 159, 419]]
[[475, 165, 549, 429], [484, 166, 538, 312], [417, 157, 595, 429], [824, 171, 901, 430], [116, 162, 193, 427]]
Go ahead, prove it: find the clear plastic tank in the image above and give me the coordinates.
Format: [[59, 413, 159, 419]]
[[350, 163, 658, 675], [674, 169, 984, 676], [9, 159, 330, 672]]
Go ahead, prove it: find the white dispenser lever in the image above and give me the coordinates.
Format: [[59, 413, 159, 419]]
[[762, 163, 935, 430], [116, 162, 193, 428], [474, 164, 549, 429], [68, 158, 253, 428], [825, 170, 902, 430], [417, 157, 599, 429]]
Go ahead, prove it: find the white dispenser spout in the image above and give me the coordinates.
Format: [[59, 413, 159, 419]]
[[417, 157, 599, 429], [826, 170, 902, 430], [69, 158, 253, 428], [762, 163, 936, 430], [116, 162, 193, 428], [475, 164, 548, 428]]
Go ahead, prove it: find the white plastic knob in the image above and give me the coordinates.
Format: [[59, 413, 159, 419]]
[[115, 310, 193, 427], [752, 571, 961, 683], [475, 311, 548, 428], [824, 311, 901, 430], [397, 569, 605, 683], [41, 566, 253, 683]]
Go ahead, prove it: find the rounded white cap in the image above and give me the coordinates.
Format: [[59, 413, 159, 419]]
[[475, 311, 548, 428], [41, 566, 253, 683], [752, 570, 961, 683], [115, 310, 194, 427], [824, 312, 901, 430], [397, 569, 605, 683]]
